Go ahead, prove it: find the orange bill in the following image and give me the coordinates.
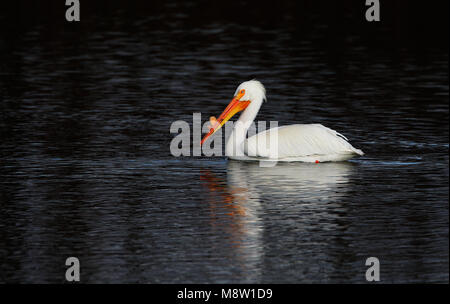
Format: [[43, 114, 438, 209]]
[[201, 90, 250, 146]]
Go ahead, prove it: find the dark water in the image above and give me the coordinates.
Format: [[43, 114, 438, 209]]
[[0, 2, 448, 283]]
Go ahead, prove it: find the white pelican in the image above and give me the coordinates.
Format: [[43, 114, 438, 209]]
[[201, 80, 364, 162]]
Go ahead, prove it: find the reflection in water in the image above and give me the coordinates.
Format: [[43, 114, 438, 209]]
[[201, 167, 263, 282], [227, 161, 354, 203], [1, 1, 447, 283], [201, 161, 354, 282]]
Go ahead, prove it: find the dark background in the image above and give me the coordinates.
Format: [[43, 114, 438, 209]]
[[0, 1, 448, 283], [1, 0, 449, 50]]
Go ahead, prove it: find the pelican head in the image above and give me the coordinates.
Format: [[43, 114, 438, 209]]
[[234, 80, 266, 104], [201, 80, 266, 145]]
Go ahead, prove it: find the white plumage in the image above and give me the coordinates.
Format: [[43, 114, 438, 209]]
[[203, 80, 364, 162], [242, 124, 364, 162]]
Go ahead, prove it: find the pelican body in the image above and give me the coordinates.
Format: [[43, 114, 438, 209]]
[[201, 80, 364, 162]]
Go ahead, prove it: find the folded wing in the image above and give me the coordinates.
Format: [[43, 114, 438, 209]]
[[244, 124, 364, 159]]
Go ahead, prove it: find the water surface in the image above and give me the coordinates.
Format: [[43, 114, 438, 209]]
[[0, 3, 448, 283]]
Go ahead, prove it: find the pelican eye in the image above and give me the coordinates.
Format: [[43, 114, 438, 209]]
[[240, 89, 245, 94]]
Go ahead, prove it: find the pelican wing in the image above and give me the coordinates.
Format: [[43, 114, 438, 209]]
[[244, 124, 364, 160]]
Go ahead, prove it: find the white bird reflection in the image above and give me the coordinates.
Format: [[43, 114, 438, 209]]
[[230, 161, 355, 204], [201, 161, 354, 282]]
